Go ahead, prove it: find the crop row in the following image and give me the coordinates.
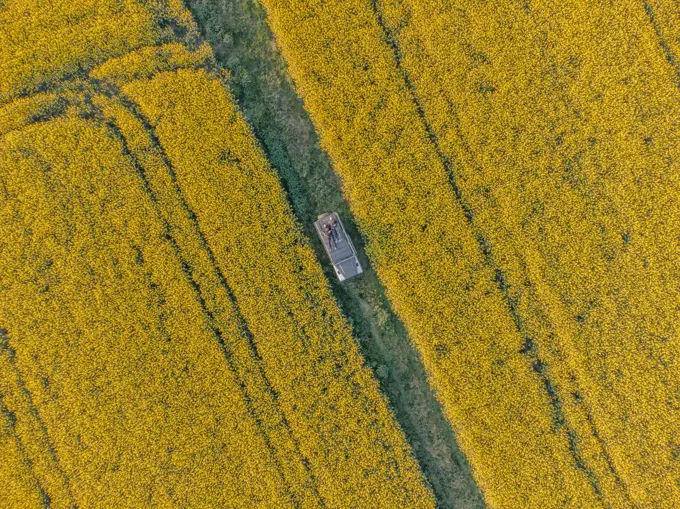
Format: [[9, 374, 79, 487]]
[[0, 0, 205, 105], [120, 66, 433, 507], [373, 0, 680, 505]]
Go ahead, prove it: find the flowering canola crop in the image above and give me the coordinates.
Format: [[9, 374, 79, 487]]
[[0, 392, 49, 508], [260, 0, 680, 507], [0, 0, 433, 507]]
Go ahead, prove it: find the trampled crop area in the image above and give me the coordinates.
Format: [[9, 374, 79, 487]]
[[260, 0, 680, 507], [0, 1, 433, 507]]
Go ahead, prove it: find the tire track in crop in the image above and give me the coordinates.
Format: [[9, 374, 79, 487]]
[[1, 76, 324, 505], [488, 3, 635, 501], [642, 1, 680, 89], [126, 234, 319, 508], [374, 2, 634, 503], [5, 97, 314, 505], [97, 102, 324, 508], [0, 337, 76, 508], [107, 93, 325, 507], [518, 9, 638, 499], [368, 0, 608, 502], [0, 392, 51, 508], [512, 3, 636, 502], [100, 116, 297, 506], [577, 391, 632, 498], [430, 1, 632, 500]]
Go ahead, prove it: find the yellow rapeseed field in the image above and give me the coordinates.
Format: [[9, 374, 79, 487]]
[[120, 67, 432, 506], [261, 0, 680, 507], [0, 413, 47, 508], [376, 0, 680, 505], [1, 116, 293, 507], [0, 0, 434, 507], [0, 367, 54, 508]]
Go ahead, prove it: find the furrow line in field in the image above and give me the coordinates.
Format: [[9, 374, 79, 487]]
[[389, 2, 631, 497], [580, 396, 630, 496], [518, 9, 633, 494], [114, 67, 436, 505], [111, 94, 263, 361], [0, 341, 76, 507], [0, 392, 51, 508], [369, 0, 607, 500], [3, 72, 334, 507], [100, 113, 323, 508], [101, 117, 295, 503], [424, 0, 648, 498], [642, 0, 680, 89], [515, 10, 638, 496], [4, 1, 435, 504]]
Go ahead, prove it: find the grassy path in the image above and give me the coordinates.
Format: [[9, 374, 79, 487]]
[[185, 1, 484, 507]]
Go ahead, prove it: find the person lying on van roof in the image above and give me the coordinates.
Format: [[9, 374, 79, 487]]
[[322, 223, 336, 250]]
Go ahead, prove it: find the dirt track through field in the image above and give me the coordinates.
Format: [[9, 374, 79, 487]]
[[185, 1, 485, 506]]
